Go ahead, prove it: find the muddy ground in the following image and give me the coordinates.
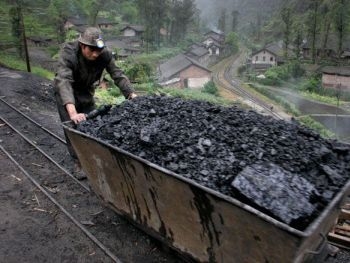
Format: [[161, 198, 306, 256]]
[[1, 48, 350, 262]]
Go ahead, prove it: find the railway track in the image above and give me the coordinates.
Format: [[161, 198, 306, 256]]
[[213, 55, 285, 120], [0, 97, 180, 263]]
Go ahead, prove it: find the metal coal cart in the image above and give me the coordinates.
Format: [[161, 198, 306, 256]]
[[63, 122, 350, 263]]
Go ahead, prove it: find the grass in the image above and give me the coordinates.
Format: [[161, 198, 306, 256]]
[[247, 82, 336, 139], [0, 51, 54, 80]]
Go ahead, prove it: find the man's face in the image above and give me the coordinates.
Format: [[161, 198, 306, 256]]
[[81, 44, 104, 61]]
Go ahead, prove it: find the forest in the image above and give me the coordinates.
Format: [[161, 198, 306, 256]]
[[0, 0, 348, 51]]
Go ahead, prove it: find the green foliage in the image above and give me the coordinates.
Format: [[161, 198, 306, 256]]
[[237, 65, 247, 76], [301, 90, 349, 105], [225, 32, 239, 54], [259, 61, 305, 86], [65, 29, 79, 42], [124, 62, 152, 83], [95, 88, 124, 106], [260, 70, 282, 86], [298, 116, 335, 139], [120, 2, 138, 23], [300, 74, 321, 92], [0, 52, 54, 79], [202, 80, 219, 96], [127, 47, 182, 71], [248, 83, 300, 116]]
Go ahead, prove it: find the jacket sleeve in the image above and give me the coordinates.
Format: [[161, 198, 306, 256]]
[[54, 46, 76, 106], [106, 58, 134, 98]]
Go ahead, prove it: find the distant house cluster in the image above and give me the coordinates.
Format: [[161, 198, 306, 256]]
[[53, 16, 227, 90], [157, 30, 227, 89], [247, 36, 350, 93], [301, 34, 350, 62], [249, 34, 350, 70]]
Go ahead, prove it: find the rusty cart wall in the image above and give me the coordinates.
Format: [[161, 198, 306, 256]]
[[63, 124, 350, 263]]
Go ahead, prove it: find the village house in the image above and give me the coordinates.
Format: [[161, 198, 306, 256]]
[[105, 38, 142, 60], [184, 43, 210, 66], [302, 34, 350, 61], [64, 16, 117, 32], [120, 25, 145, 38], [26, 36, 53, 47], [322, 66, 350, 92], [202, 30, 225, 56], [158, 53, 212, 89], [249, 42, 286, 71]]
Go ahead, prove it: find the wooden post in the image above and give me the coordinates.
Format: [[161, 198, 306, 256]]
[[18, 3, 31, 72]]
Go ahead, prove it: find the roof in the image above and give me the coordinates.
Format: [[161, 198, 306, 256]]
[[27, 36, 52, 41], [120, 25, 145, 32], [105, 38, 140, 52], [185, 45, 209, 58], [322, 66, 350, 76], [204, 30, 225, 42], [341, 50, 350, 58], [66, 16, 116, 27], [158, 53, 211, 81], [66, 17, 87, 26]]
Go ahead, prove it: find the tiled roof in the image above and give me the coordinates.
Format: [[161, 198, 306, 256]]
[[322, 66, 350, 76], [158, 53, 211, 81]]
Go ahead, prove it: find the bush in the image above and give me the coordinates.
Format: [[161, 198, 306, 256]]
[[300, 74, 321, 93], [259, 61, 305, 86], [202, 81, 219, 96], [260, 71, 281, 86], [124, 62, 153, 83]]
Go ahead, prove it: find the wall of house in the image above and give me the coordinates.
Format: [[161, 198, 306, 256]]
[[252, 50, 277, 66], [179, 65, 211, 89], [322, 74, 350, 91]]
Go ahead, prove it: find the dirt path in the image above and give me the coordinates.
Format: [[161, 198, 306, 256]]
[[0, 66, 181, 263]]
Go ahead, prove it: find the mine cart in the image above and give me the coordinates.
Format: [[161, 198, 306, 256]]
[[63, 122, 350, 263]]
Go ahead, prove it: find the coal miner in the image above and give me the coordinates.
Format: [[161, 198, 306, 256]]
[[54, 27, 137, 176]]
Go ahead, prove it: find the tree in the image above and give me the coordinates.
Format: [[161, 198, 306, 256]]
[[231, 10, 239, 32], [120, 1, 138, 23], [292, 21, 303, 59], [225, 32, 239, 54], [168, 0, 196, 45], [137, 0, 169, 48], [218, 9, 226, 33], [308, 0, 320, 64], [281, 6, 292, 59], [333, 0, 349, 58], [319, 2, 332, 59], [48, 0, 73, 43]]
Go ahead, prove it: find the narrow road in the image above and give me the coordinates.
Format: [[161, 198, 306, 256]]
[[211, 51, 290, 120], [212, 52, 350, 143]]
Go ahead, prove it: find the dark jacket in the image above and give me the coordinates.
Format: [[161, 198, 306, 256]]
[[54, 41, 134, 108]]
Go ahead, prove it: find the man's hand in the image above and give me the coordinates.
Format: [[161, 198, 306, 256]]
[[70, 113, 86, 124], [128, 92, 137, 99], [66, 103, 86, 124]]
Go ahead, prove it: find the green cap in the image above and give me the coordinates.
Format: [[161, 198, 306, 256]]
[[78, 27, 105, 48]]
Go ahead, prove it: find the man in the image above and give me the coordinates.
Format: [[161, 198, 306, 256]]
[[54, 27, 137, 177]]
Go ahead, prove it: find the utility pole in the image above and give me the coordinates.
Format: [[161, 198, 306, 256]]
[[17, 2, 31, 72]]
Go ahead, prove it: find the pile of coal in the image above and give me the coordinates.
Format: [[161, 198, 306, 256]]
[[77, 95, 350, 229]]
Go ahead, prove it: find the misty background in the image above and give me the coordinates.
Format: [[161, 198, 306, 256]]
[[195, 0, 288, 32]]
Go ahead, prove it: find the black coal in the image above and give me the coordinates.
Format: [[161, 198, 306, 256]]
[[77, 95, 350, 230]]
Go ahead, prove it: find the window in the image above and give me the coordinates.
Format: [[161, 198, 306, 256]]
[[270, 57, 274, 62], [255, 56, 258, 61], [263, 56, 266, 61]]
